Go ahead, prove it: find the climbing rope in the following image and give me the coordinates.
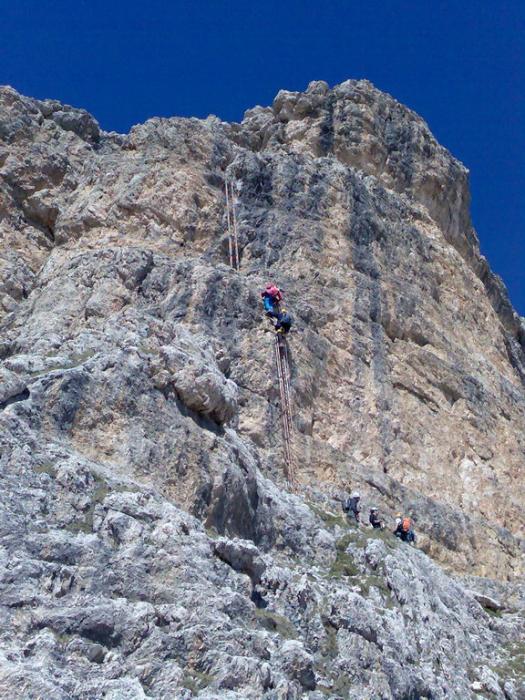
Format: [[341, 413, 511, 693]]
[[274, 332, 295, 487], [224, 178, 240, 270]]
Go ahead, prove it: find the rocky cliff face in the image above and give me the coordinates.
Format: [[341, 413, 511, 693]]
[[0, 80, 524, 699]]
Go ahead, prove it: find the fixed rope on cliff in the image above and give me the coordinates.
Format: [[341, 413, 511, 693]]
[[224, 178, 240, 270], [274, 330, 295, 485], [261, 283, 295, 486]]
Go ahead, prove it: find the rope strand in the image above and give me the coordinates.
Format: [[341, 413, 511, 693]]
[[224, 178, 240, 270], [274, 333, 295, 487]]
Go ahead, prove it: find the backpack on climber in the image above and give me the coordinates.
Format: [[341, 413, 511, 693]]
[[342, 492, 361, 524]]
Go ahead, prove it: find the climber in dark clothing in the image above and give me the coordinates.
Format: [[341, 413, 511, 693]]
[[369, 507, 384, 529], [275, 311, 293, 335], [342, 492, 361, 524]]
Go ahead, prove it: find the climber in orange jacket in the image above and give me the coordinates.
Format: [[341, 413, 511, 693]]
[[394, 515, 416, 543]]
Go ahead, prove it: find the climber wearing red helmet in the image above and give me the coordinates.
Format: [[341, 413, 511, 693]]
[[261, 283, 283, 318]]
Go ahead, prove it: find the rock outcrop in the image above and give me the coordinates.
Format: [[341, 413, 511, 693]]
[[0, 80, 524, 698]]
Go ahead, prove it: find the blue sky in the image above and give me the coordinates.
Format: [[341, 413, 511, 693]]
[[2, 0, 523, 314]]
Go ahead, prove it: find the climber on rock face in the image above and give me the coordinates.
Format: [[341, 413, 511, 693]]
[[394, 515, 416, 544], [261, 283, 283, 318], [369, 507, 385, 529], [275, 311, 293, 335], [343, 491, 361, 524]]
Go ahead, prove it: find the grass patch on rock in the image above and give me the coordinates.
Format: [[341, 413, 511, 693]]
[[492, 640, 525, 683], [34, 463, 56, 476], [182, 669, 213, 693], [32, 350, 96, 376], [361, 526, 398, 548], [359, 574, 392, 601], [65, 478, 110, 535], [319, 618, 339, 661], [205, 526, 219, 540], [138, 342, 159, 356], [329, 535, 360, 579], [255, 608, 297, 639], [317, 673, 353, 697], [309, 504, 348, 530]]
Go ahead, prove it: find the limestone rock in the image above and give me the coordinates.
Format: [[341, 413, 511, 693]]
[[1, 79, 524, 698]]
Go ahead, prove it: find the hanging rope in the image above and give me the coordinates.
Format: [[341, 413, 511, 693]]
[[224, 178, 240, 270], [274, 332, 295, 486]]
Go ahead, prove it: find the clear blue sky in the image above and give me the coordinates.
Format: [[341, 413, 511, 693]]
[[2, 1, 523, 314]]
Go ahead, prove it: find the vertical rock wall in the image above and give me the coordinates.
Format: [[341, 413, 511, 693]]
[[1, 81, 524, 577]]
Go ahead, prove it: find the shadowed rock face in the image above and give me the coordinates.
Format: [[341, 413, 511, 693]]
[[0, 80, 524, 699]]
